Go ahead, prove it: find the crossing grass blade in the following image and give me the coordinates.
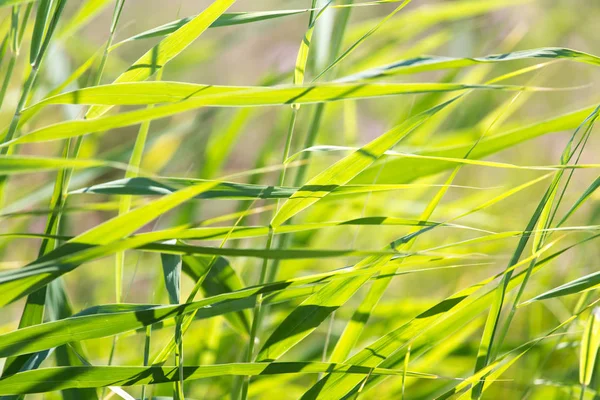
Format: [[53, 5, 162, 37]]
[[522, 272, 600, 305], [0, 363, 436, 395], [70, 176, 491, 199], [1, 0, 598, 398], [340, 47, 600, 81]]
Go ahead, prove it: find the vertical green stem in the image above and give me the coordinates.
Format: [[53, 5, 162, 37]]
[[241, 107, 297, 399], [141, 325, 152, 400]]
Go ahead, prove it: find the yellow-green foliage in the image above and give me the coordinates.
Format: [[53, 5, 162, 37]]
[[0, 1, 599, 399]]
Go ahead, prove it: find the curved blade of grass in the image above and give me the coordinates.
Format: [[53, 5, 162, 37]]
[[522, 271, 600, 305], [289, 145, 600, 171], [19, 81, 543, 122], [558, 175, 600, 226], [5, 81, 546, 147], [114, 2, 407, 46], [70, 176, 489, 200], [7, 81, 535, 147], [120, 10, 308, 44], [340, 47, 600, 82]]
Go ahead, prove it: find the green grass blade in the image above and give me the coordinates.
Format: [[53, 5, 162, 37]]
[[70, 176, 490, 200], [522, 271, 600, 304], [119, 10, 308, 44], [580, 308, 600, 387], [341, 47, 600, 81], [29, 0, 54, 64], [0, 363, 434, 395]]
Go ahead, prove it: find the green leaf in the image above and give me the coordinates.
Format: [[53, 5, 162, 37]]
[[0, 155, 123, 175], [30, 0, 54, 64], [161, 247, 182, 305], [119, 10, 307, 44], [580, 308, 600, 386], [558, 175, 600, 225], [70, 176, 489, 200], [19, 81, 539, 125], [1, 81, 540, 149], [522, 271, 600, 304], [341, 47, 600, 81], [0, 363, 433, 395]]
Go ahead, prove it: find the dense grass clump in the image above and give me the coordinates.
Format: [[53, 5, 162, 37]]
[[0, 0, 600, 399]]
